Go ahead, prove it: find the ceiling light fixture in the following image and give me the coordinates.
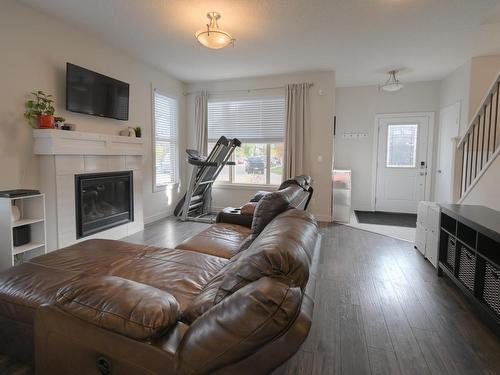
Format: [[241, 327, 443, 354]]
[[379, 70, 404, 92], [195, 12, 235, 50]]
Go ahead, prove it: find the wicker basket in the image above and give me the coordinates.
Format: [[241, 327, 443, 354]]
[[458, 246, 476, 291], [483, 262, 500, 316]]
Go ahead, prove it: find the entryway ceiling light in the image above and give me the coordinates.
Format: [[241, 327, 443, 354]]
[[379, 70, 404, 92], [195, 12, 235, 50]]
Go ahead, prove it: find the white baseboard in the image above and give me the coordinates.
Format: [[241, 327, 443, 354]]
[[144, 210, 173, 225]]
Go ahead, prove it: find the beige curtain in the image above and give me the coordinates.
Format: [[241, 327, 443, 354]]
[[284, 83, 310, 180], [195, 90, 208, 155]]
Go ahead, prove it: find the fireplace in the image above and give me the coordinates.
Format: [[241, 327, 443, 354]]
[[75, 171, 134, 239]]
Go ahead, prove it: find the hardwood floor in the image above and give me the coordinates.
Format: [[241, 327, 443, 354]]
[[276, 223, 500, 375], [2, 218, 500, 374]]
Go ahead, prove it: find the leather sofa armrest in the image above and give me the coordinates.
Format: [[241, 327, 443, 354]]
[[56, 276, 180, 341], [216, 207, 253, 228], [176, 277, 302, 374]]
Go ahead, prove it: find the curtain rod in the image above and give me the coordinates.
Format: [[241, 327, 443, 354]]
[[183, 82, 313, 96]]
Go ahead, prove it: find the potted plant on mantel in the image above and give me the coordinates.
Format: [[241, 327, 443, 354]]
[[24, 91, 56, 129]]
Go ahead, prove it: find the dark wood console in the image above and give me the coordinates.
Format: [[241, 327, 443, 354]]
[[438, 204, 500, 334]]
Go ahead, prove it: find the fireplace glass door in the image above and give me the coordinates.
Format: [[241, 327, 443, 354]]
[[75, 171, 134, 238]]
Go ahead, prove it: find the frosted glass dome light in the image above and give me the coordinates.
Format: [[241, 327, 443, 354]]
[[195, 12, 235, 50]]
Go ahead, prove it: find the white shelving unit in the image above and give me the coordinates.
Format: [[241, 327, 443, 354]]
[[415, 201, 440, 268], [0, 194, 46, 271]]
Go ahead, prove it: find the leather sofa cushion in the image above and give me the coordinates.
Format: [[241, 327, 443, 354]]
[[0, 262, 82, 324], [29, 239, 149, 275], [56, 276, 181, 341], [112, 247, 228, 311], [176, 277, 302, 374], [175, 223, 251, 259], [216, 209, 318, 303]]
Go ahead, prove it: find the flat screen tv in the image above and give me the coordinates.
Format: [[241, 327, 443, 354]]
[[66, 63, 129, 121]]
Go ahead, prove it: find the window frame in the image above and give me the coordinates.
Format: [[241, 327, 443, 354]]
[[208, 142, 283, 188], [385, 123, 419, 169], [207, 96, 286, 188], [152, 87, 179, 192]]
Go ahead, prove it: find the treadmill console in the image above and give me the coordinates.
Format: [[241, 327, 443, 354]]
[[186, 149, 206, 162]]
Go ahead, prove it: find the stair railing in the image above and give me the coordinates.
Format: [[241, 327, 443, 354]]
[[455, 73, 500, 201]]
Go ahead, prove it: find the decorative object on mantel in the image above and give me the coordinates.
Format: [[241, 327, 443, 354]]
[[24, 91, 56, 128], [120, 127, 136, 137], [61, 123, 75, 131], [54, 116, 66, 129], [134, 126, 142, 138]]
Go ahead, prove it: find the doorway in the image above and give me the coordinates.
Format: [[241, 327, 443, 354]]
[[435, 102, 460, 203], [373, 113, 434, 213]]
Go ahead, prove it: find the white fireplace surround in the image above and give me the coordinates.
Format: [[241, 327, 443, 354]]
[[34, 130, 144, 251]]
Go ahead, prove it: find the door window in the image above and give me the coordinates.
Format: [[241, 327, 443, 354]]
[[386, 124, 418, 168]]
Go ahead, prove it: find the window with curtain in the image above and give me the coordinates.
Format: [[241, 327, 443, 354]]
[[153, 90, 178, 190], [208, 96, 285, 185]]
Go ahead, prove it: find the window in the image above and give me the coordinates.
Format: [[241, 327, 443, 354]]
[[153, 90, 178, 190], [386, 124, 418, 168], [208, 97, 285, 185]]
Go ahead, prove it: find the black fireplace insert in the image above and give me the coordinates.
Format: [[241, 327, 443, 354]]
[[75, 171, 134, 239]]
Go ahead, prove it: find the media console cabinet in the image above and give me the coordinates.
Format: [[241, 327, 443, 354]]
[[438, 204, 500, 334]]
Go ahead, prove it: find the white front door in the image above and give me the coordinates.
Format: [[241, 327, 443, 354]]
[[435, 102, 460, 203], [375, 114, 431, 213]]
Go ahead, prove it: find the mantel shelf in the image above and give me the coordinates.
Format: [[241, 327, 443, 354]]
[[33, 129, 144, 156]]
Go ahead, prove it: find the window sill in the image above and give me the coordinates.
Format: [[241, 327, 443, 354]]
[[213, 182, 279, 190]]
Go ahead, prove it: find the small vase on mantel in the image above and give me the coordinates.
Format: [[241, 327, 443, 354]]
[[37, 115, 55, 129], [119, 127, 136, 137]]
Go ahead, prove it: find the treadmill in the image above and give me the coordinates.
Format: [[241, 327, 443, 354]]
[[174, 136, 241, 223]]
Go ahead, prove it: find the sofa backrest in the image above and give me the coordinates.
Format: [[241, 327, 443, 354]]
[[281, 176, 313, 209], [179, 209, 318, 372], [250, 185, 306, 235], [182, 209, 318, 324]]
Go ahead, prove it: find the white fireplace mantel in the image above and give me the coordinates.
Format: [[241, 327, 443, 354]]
[[33, 129, 144, 156], [35, 129, 145, 252]]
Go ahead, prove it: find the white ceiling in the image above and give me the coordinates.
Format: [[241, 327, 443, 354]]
[[20, 0, 500, 86]]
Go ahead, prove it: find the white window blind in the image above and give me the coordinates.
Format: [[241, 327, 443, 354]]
[[208, 97, 286, 143], [153, 90, 178, 188]]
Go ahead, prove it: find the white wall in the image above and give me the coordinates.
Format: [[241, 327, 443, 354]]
[[468, 55, 500, 123], [335, 81, 441, 211], [439, 62, 471, 135], [186, 71, 336, 221], [0, 0, 187, 224]]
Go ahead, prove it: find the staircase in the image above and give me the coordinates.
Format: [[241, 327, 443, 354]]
[[455, 72, 500, 201]]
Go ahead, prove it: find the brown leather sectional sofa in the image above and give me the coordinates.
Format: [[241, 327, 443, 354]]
[[0, 179, 320, 374]]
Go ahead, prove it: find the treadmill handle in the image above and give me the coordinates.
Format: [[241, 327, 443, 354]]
[[188, 160, 219, 167], [189, 160, 236, 167]]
